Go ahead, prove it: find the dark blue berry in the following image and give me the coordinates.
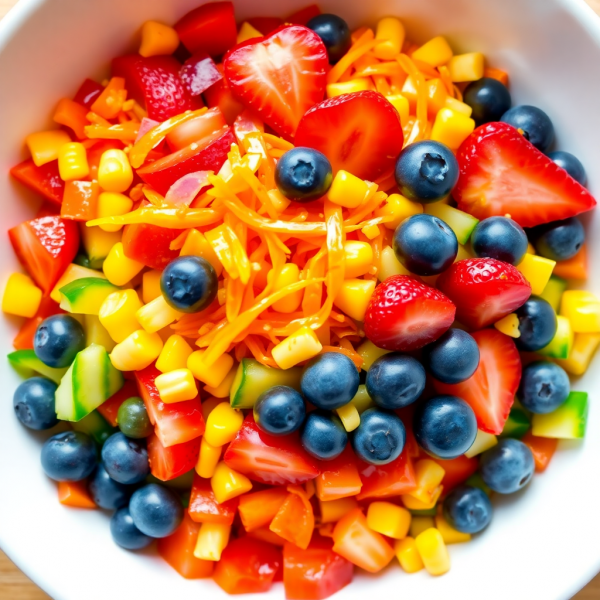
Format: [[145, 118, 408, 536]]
[[413, 395, 477, 460], [463, 77, 511, 125], [443, 485, 493, 534], [129, 483, 184, 538], [161, 256, 217, 313], [111, 507, 153, 550], [254, 385, 306, 436], [307, 14, 351, 64], [547, 150, 587, 186], [393, 214, 458, 276], [275, 147, 333, 203], [515, 297, 557, 352], [88, 463, 133, 510], [480, 438, 535, 494], [34, 314, 85, 368], [101, 432, 149, 485], [532, 217, 585, 262], [423, 329, 480, 384], [471, 216, 528, 265], [352, 408, 405, 465], [501, 105, 554, 152], [301, 411, 347, 461], [518, 361, 570, 414], [366, 354, 426, 409], [13, 376, 58, 430], [394, 140, 459, 203], [41, 431, 97, 481], [117, 397, 153, 439]]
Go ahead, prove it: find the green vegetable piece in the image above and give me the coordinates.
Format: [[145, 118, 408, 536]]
[[408, 507, 438, 517], [532, 391, 589, 439], [8, 350, 68, 384], [465, 473, 492, 496], [73, 253, 93, 269], [59, 277, 120, 315], [424, 203, 479, 245], [499, 407, 530, 439], [72, 410, 117, 445], [539, 275, 567, 313], [537, 315, 574, 360]]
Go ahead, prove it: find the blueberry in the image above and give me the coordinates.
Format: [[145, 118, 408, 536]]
[[13, 377, 58, 430], [129, 483, 184, 538], [161, 256, 217, 313], [117, 397, 153, 439], [307, 14, 351, 64], [443, 485, 493, 534], [463, 77, 511, 125], [394, 140, 459, 203], [101, 432, 149, 485], [110, 507, 153, 550], [41, 431, 97, 481], [532, 217, 585, 262], [301, 412, 347, 461], [515, 297, 557, 352], [423, 329, 480, 384], [471, 216, 528, 265], [501, 105, 554, 152], [393, 214, 458, 276], [352, 408, 405, 465], [413, 395, 477, 460], [480, 438, 535, 494], [275, 147, 333, 203], [518, 361, 570, 414], [366, 354, 426, 409], [88, 463, 133, 510], [547, 150, 587, 186], [254, 385, 306, 436], [301, 352, 359, 410], [34, 314, 85, 368]]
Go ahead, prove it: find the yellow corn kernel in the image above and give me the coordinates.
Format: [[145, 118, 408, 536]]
[[2, 273, 42, 318], [136, 295, 181, 333], [156, 334, 194, 373], [494, 313, 520, 338], [139, 20, 179, 57], [268, 189, 292, 213], [204, 363, 237, 398], [155, 368, 198, 403], [97, 192, 134, 232], [447, 52, 485, 82], [84, 314, 116, 352], [320, 498, 359, 524], [272, 326, 323, 370], [211, 461, 253, 504], [204, 402, 244, 447], [410, 516, 435, 539], [350, 385, 375, 414], [99, 289, 144, 343], [188, 350, 234, 388], [180, 229, 223, 276], [194, 523, 231, 561], [407, 459, 445, 505], [361, 223, 380, 240], [465, 429, 498, 458], [103, 242, 144, 286], [415, 528, 451, 576], [110, 329, 163, 371], [560, 291, 600, 333], [142, 270, 162, 304], [327, 79, 373, 98], [356, 340, 389, 371], [444, 96, 473, 117], [335, 402, 360, 432], [237, 21, 262, 44], [333, 279, 376, 322], [201, 397, 225, 422], [327, 170, 370, 209], [26, 130, 71, 166], [386, 95, 410, 127], [412, 36, 453, 67], [402, 486, 442, 511], [367, 502, 412, 539], [555, 333, 600, 375], [50, 264, 106, 302], [98, 149, 133, 193], [58, 142, 89, 181], [268, 264, 303, 313], [517, 253, 556, 295], [374, 17, 405, 60], [343, 241, 374, 279], [81, 226, 121, 266], [435, 514, 471, 544], [377, 246, 411, 282], [395, 537, 425, 573], [196, 437, 222, 479], [430, 108, 475, 150], [375, 193, 423, 231]]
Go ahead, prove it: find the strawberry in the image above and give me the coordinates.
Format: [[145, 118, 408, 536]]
[[433, 329, 521, 435], [454, 122, 596, 228], [223, 25, 328, 139], [295, 90, 404, 181], [437, 258, 531, 330], [364, 275, 456, 351]]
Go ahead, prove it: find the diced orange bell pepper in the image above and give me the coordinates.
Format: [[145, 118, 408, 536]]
[[238, 487, 289, 532], [54, 98, 89, 139], [61, 181, 100, 221], [430, 454, 479, 493], [522, 431, 558, 473], [553, 244, 588, 280], [315, 446, 363, 501], [483, 67, 509, 86], [10, 159, 65, 206], [13, 296, 63, 350], [91, 77, 127, 120], [270, 485, 315, 550], [188, 475, 239, 525], [247, 527, 287, 547], [357, 448, 417, 500], [58, 481, 96, 508]]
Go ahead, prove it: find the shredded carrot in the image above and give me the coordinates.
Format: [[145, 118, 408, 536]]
[[438, 65, 455, 97], [205, 223, 251, 284], [84, 121, 140, 141], [327, 34, 378, 84], [87, 205, 225, 229], [225, 276, 245, 322]]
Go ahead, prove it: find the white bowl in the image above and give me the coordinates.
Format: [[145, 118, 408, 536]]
[[1, 0, 600, 598]]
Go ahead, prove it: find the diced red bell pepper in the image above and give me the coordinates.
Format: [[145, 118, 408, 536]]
[[284, 535, 353, 600], [10, 159, 65, 205], [213, 537, 282, 595], [180, 52, 223, 97], [522, 431, 558, 473], [73, 78, 104, 108], [188, 474, 239, 525], [13, 296, 63, 350], [356, 448, 417, 500], [203, 71, 244, 126], [224, 414, 320, 485], [174, 2, 237, 57], [54, 98, 89, 140], [58, 481, 96, 509], [238, 487, 288, 532], [122, 222, 183, 270], [247, 527, 287, 547], [247, 16, 284, 35], [147, 433, 201, 481], [97, 380, 139, 427], [286, 4, 322, 25], [270, 486, 315, 550], [315, 446, 362, 501], [61, 181, 100, 221], [431, 454, 479, 493]]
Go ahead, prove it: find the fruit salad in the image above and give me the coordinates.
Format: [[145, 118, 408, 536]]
[[3, 2, 598, 597]]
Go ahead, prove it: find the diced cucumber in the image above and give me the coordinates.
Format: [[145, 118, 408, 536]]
[[377, 246, 410, 282], [8, 350, 68, 384], [409, 507, 438, 517], [356, 339, 390, 370], [84, 315, 116, 352], [350, 385, 374, 414], [50, 263, 106, 303], [81, 226, 121, 270], [499, 407, 530, 439], [537, 315, 574, 360], [56, 344, 124, 421], [424, 203, 479, 245], [465, 473, 492, 496], [72, 410, 116, 444], [539, 275, 568, 313], [465, 429, 497, 458], [532, 391, 588, 439], [59, 277, 120, 315], [230, 359, 302, 409]]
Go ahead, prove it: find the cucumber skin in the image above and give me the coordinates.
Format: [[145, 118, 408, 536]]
[[499, 408, 530, 439], [72, 410, 116, 444], [537, 316, 573, 360], [8, 350, 68, 384], [59, 277, 119, 314], [532, 391, 589, 439]]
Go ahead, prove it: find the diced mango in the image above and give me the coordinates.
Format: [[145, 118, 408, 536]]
[[447, 52, 485, 82], [328, 170, 369, 209], [2, 273, 42, 318], [367, 502, 411, 539], [272, 326, 323, 370], [211, 461, 253, 504], [204, 402, 244, 447], [333, 279, 376, 322], [412, 36, 453, 67], [517, 253, 555, 295], [188, 350, 234, 388], [156, 334, 194, 373], [555, 333, 600, 375], [560, 291, 600, 333], [374, 193, 423, 230], [494, 313, 520, 338], [430, 108, 475, 150]]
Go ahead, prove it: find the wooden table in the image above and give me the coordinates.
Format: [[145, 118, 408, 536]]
[[1, 0, 600, 597]]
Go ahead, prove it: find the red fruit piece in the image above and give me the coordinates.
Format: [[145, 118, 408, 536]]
[[287, 4, 322, 26], [434, 329, 522, 435], [356, 447, 417, 500], [188, 475, 239, 525], [455, 122, 596, 228], [10, 159, 65, 205], [295, 91, 404, 181], [430, 455, 479, 493], [180, 53, 223, 97], [223, 25, 327, 139], [122, 221, 183, 270], [147, 433, 201, 481], [73, 78, 104, 108], [247, 16, 284, 35], [364, 275, 456, 352], [437, 257, 531, 330]]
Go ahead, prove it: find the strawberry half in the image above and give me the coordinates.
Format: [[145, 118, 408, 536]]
[[364, 275, 456, 351], [223, 25, 327, 139], [454, 122, 596, 228], [434, 329, 521, 435], [295, 91, 404, 181], [437, 258, 531, 330]]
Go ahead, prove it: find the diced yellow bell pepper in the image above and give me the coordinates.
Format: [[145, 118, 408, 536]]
[[272, 326, 323, 370], [50, 264, 105, 303], [204, 402, 244, 447], [350, 385, 375, 413], [97, 192, 133, 232], [361, 223, 380, 240], [268, 264, 303, 313], [26, 130, 71, 166], [196, 437, 222, 479], [430, 108, 475, 150], [194, 523, 231, 561], [415, 528, 451, 576], [188, 350, 234, 388], [560, 291, 600, 333], [180, 229, 223, 276], [377, 246, 411, 282], [236, 21, 262, 44], [335, 402, 361, 432], [327, 79, 373, 98], [98, 149, 133, 193], [374, 17, 405, 60], [139, 21, 180, 57], [409, 516, 435, 538], [356, 340, 389, 371], [320, 498, 359, 524], [444, 96, 473, 117], [204, 363, 237, 398], [517, 253, 556, 295], [494, 313, 520, 338], [58, 142, 89, 181], [103, 242, 144, 286], [110, 329, 163, 371], [327, 170, 370, 209], [395, 537, 425, 573], [367, 502, 411, 539], [211, 461, 253, 504], [2, 273, 42, 318], [333, 279, 376, 322], [84, 314, 116, 352], [412, 36, 453, 67], [386, 95, 410, 127], [344, 241, 374, 279], [375, 193, 423, 231], [406, 459, 445, 505], [465, 429, 498, 458], [156, 334, 194, 373], [402, 486, 442, 511], [136, 295, 181, 334], [447, 52, 485, 82], [555, 333, 600, 375], [142, 270, 162, 304], [99, 289, 144, 343], [435, 514, 471, 544]]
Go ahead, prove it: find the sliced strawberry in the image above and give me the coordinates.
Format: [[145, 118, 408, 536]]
[[247, 16, 284, 35], [295, 91, 404, 181], [147, 433, 201, 481], [223, 25, 327, 139], [434, 329, 521, 435], [364, 275, 455, 351], [437, 258, 531, 330], [455, 122, 596, 228]]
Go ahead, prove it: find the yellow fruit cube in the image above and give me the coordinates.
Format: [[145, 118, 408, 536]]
[[103, 242, 144, 286], [367, 502, 411, 539], [320, 498, 359, 524], [139, 20, 180, 57], [344, 241, 374, 279], [335, 402, 361, 432], [272, 326, 323, 370], [375, 194, 423, 231], [196, 437, 222, 479], [555, 333, 600, 375], [415, 528, 451, 576], [204, 363, 237, 398], [560, 291, 600, 333], [211, 461, 253, 504], [412, 36, 453, 67], [188, 350, 234, 388], [444, 96, 473, 117], [136, 295, 181, 334], [268, 264, 303, 313], [465, 429, 498, 458], [236, 21, 262, 44], [204, 402, 244, 447], [447, 52, 485, 82], [402, 486, 442, 511], [350, 385, 375, 414], [430, 108, 475, 150], [361, 223, 380, 240], [377, 246, 411, 282], [385, 95, 410, 127], [109, 330, 163, 371], [99, 289, 144, 343], [142, 270, 162, 304], [494, 313, 521, 338], [333, 279, 376, 322], [373, 17, 405, 60], [327, 170, 369, 209], [26, 130, 71, 166], [517, 253, 556, 295], [156, 334, 194, 373], [435, 514, 471, 544], [155, 368, 198, 403], [395, 537, 425, 573], [180, 229, 223, 276], [327, 79, 373, 98], [406, 459, 445, 505], [194, 523, 231, 561], [81, 226, 121, 265], [97, 192, 133, 232], [356, 340, 389, 371], [2, 273, 42, 318]]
